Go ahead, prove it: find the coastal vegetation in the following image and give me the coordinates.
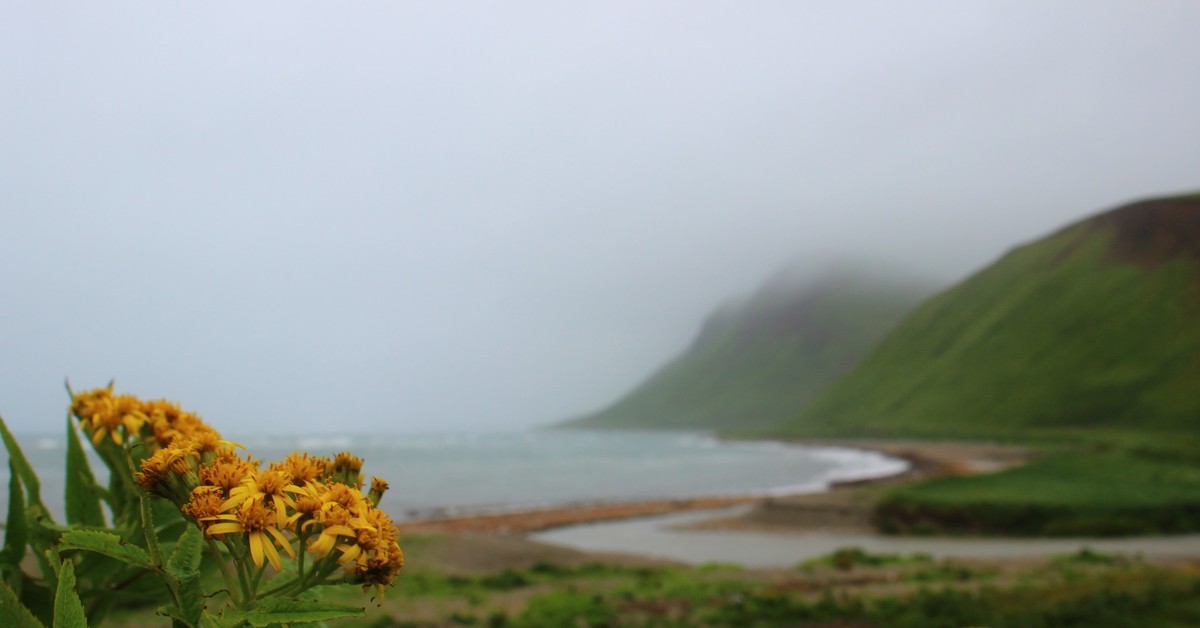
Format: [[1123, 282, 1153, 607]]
[[764, 192, 1200, 536], [303, 537, 1200, 627], [0, 386, 403, 627], [564, 191, 1200, 539], [774, 194, 1200, 440]]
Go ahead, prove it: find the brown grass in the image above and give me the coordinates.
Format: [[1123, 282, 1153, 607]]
[[1096, 194, 1200, 266]]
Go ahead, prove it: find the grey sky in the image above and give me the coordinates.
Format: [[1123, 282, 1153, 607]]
[[3, 2, 1199, 433]]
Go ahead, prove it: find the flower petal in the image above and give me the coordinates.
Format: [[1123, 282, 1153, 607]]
[[261, 535, 283, 572], [336, 543, 361, 565], [206, 522, 244, 536], [249, 531, 265, 568], [265, 526, 296, 559]]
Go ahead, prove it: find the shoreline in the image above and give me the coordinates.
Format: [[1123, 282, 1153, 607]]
[[396, 438, 1033, 536]]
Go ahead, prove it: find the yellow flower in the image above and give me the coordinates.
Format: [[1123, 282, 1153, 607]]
[[329, 452, 365, 489], [134, 442, 199, 501], [271, 452, 328, 485], [338, 506, 402, 568], [302, 501, 360, 559], [322, 482, 368, 512], [368, 477, 389, 507], [199, 455, 257, 497], [205, 500, 295, 572], [186, 429, 244, 458], [181, 486, 225, 531], [74, 390, 148, 446], [222, 468, 299, 528]]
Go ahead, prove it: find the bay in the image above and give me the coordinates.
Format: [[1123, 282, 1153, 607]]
[[1, 429, 906, 522]]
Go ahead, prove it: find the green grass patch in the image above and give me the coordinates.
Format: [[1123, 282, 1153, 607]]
[[876, 450, 1200, 536], [502, 561, 1200, 628], [798, 546, 933, 571]]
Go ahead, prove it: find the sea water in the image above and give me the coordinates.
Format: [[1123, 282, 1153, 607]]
[[1, 430, 906, 522]]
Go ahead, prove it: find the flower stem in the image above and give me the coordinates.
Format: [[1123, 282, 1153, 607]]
[[227, 539, 256, 608], [206, 537, 242, 606]]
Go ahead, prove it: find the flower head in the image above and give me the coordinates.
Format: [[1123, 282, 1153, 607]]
[[329, 452, 365, 489], [182, 486, 225, 531], [135, 442, 199, 503], [72, 388, 149, 446], [199, 455, 257, 497], [368, 477, 389, 507], [271, 452, 327, 486], [205, 500, 295, 572], [223, 468, 299, 528]]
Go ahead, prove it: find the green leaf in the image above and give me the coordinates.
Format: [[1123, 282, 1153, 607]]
[[26, 510, 62, 583], [58, 530, 154, 570], [0, 416, 49, 515], [166, 525, 203, 581], [159, 569, 206, 628], [0, 577, 46, 628], [138, 493, 165, 567], [2, 461, 29, 568], [219, 599, 366, 626], [166, 526, 205, 625], [52, 560, 86, 628], [63, 415, 104, 527]]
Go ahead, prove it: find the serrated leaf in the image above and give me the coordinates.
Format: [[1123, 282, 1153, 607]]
[[27, 510, 61, 582], [219, 599, 366, 626], [52, 560, 86, 628], [137, 493, 165, 568], [157, 603, 194, 627], [58, 530, 154, 570], [175, 574, 205, 627], [0, 416, 49, 516], [0, 577, 46, 628], [198, 610, 223, 628], [2, 461, 29, 568], [64, 416, 104, 527], [167, 525, 203, 580], [166, 525, 205, 625]]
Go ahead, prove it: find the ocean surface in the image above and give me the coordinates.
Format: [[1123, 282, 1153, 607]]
[[1, 429, 906, 522]]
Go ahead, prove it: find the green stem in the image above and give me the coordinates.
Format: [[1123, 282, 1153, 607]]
[[206, 537, 242, 606], [251, 561, 266, 594], [236, 557, 254, 608], [260, 564, 340, 599], [297, 530, 308, 579], [226, 538, 255, 609], [261, 575, 306, 598]]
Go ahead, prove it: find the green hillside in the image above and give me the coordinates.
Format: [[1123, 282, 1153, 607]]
[[773, 193, 1200, 442], [561, 268, 937, 431]]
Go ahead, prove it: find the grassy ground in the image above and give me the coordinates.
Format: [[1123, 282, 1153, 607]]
[[298, 542, 1200, 626], [875, 439, 1200, 536], [94, 533, 1200, 627]]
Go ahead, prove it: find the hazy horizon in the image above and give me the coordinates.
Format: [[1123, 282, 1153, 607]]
[[4, 2, 1200, 433]]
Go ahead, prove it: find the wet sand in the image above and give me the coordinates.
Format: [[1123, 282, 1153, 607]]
[[529, 506, 1200, 567], [396, 494, 761, 535]]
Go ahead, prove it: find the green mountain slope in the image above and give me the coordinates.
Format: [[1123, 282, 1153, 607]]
[[775, 192, 1200, 440], [561, 268, 937, 430]]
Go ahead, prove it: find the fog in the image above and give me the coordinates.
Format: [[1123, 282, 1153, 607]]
[[3, 2, 1199, 433]]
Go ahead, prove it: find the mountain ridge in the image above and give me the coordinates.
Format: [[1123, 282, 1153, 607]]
[[770, 192, 1200, 440], [560, 266, 939, 431]]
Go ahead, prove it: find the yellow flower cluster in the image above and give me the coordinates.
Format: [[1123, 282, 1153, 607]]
[[70, 387, 404, 595]]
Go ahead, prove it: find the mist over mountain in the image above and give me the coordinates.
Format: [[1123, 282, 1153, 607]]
[[560, 265, 939, 430], [774, 192, 1200, 439]]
